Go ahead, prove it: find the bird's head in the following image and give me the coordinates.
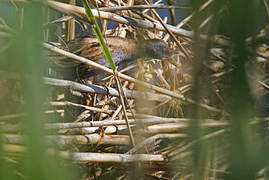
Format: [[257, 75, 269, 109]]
[[139, 39, 171, 60]]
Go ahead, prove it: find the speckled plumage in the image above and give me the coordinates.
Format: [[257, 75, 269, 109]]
[[51, 36, 171, 80]]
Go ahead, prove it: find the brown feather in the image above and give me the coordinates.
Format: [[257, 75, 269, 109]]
[[67, 36, 136, 62], [50, 36, 171, 80]]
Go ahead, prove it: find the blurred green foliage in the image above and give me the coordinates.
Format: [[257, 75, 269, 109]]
[[0, 2, 77, 180]]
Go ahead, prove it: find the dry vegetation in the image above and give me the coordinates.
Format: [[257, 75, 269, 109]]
[[0, 0, 269, 179]]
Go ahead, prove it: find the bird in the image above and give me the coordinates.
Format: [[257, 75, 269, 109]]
[[49, 36, 172, 81]]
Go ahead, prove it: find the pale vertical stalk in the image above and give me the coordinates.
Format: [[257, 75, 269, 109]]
[[67, 0, 75, 41]]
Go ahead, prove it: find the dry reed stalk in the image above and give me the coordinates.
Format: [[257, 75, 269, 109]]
[[3, 134, 130, 145]]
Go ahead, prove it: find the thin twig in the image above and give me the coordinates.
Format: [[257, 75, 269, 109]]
[[49, 101, 114, 114], [114, 71, 135, 146], [44, 77, 171, 101], [98, 4, 189, 12]]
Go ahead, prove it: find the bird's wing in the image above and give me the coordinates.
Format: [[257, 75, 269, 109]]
[[78, 36, 136, 59], [77, 37, 137, 80]]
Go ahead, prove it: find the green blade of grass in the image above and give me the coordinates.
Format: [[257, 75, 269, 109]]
[[81, 0, 116, 70], [81, 0, 135, 146]]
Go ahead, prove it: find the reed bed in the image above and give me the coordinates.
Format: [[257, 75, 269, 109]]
[[0, 0, 269, 179]]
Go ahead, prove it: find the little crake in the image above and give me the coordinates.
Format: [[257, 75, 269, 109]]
[[52, 36, 171, 79]]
